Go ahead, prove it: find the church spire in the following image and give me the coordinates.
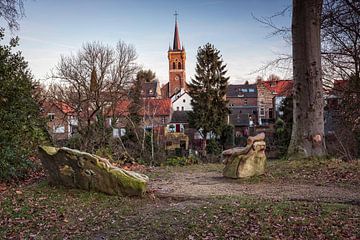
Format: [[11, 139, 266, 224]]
[[173, 11, 181, 51]]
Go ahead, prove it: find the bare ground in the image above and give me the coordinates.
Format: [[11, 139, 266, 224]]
[[149, 163, 360, 205]]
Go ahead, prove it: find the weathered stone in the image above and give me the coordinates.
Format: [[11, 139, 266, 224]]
[[222, 133, 267, 178], [38, 146, 149, 196]]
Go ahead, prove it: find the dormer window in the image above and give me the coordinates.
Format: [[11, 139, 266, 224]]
[[48, 113, 55, 121]]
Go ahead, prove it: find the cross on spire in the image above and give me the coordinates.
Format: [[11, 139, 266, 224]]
[[174, 11, 178, 22], [172, 11, 181, 50]]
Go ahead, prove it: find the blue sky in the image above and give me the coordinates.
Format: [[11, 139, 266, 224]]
[[5, 0, 291, 84]]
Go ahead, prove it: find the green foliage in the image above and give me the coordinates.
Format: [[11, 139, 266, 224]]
[[136, 69, 156, 83], [235, 136, 247, 147], [65, 133, 82, 149], [165, 156, 199, 166], [206, 139, 222, 155], [273, 97, 293, 158], [0, 29, 49, 180], [220, 124, 235, 149], [188, 43, 230, 144], [274, 118, 291, 157]]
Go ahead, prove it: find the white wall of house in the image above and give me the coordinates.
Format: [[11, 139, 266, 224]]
[[172, 91, 193, 111]]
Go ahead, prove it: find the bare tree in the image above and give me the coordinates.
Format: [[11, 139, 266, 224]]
[[322, 0, 360, 84], [254, 0, 360, 89], [50, 41, 138, 151], [0, 0, 25, 30], [288, 0, 327, 158]]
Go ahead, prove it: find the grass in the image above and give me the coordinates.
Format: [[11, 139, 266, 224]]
[[153, 157, 360, 184], [1, 158, 360, 239], [1, 183, 359, 239]]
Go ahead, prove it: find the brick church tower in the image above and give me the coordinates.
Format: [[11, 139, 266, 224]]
[[168, 14, 186, 97]]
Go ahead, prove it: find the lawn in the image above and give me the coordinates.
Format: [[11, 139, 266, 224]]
[[1, 158, 359, 239]]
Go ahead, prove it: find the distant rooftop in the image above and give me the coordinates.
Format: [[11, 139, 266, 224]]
[[227, 83, 257, 98]]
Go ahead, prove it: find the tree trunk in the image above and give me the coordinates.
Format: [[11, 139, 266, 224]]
[[288, 0, 326, 158]]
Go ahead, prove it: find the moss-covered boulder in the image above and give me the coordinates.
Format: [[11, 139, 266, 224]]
[[222, 133, 267, 178], [38, 146, 149, 196]]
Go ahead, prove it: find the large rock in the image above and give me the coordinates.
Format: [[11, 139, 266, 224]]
[[222, 133, 267, 178], [38, 146, 149, 196]]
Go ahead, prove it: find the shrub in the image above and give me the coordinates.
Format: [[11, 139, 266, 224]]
[[165, 156, 199, 166], [274, 118, 291, 157], [0, 31, 49, 181], [206, 139, 222, 155]]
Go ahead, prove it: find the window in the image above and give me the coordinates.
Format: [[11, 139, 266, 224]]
[[249, 88, 255, 93], [181, 106, 184, 111], [241, 88, 248, 93], [177, 106, 179, 111], [149, 89, 153, 94], [269, 108, 274, 119], [183, 99, 185, 103], [54, 126, 65, 133], [244, 99, 248, 105], [47, 113, 55, 121], [260, 107, 265, 117], [178, 62, 181, 69], [173, 62, 176, 69]]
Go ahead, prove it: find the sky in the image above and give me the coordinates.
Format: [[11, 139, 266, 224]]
[[4, 0, 292, 85]]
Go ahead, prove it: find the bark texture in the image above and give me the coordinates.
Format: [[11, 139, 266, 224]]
[[288, 0, 326, 158]]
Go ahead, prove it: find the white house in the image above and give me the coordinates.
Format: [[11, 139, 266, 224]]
[[171, 89, 192, 111]]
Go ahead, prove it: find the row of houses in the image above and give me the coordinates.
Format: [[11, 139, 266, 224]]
[[42, 16, 294, 153], [43, 78, 293, 147]]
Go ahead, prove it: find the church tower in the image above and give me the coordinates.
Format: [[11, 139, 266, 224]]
[[168, 13, 186, 97]]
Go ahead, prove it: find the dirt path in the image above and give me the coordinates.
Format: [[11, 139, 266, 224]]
[[149, 166, 360, 205]]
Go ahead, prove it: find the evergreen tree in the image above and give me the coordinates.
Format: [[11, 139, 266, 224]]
[[0, 30, 48, 180], [188, 43, 230, 154], [137, 69, 156, 83]]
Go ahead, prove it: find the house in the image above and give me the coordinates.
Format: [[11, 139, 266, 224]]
[[107, 98, 172, 138], [171, 89, 192, 111], [257, 79, 293, 125], [226, 82, 257, 136], [42, 101, 77, 141], [325, 80, 348, 110], [142, 80, 161, 99], [165, 111, 191, 152]]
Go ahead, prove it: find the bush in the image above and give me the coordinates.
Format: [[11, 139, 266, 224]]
[[165, 156, 199, 166], [0, 31, 49, 181], [206, 139, 222, 155], [274, 118, 291, 157], [220, 124, 235, 149]]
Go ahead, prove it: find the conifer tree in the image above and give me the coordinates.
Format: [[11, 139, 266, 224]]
[[188, 43, 230, 154]]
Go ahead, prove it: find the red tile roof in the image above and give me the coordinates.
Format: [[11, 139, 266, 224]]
[[43, 101, 75, 114], [261, 80, 293, 96], [333, 80, 348, 92], [143, 98, 172, 116], [108, 98, 172, 117]]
